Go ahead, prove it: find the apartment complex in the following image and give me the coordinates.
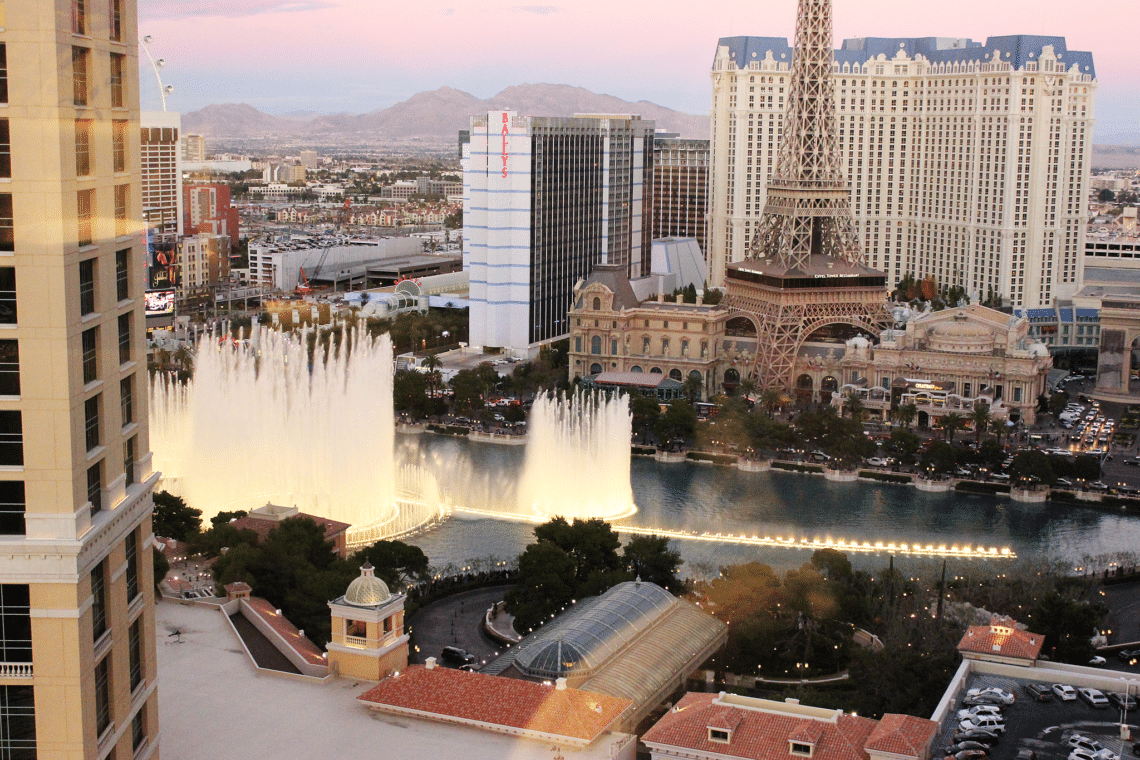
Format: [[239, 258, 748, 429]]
[[183, 182, 239, 247], [652, 136, 709, 251], [140, 110, 182, 240], [463, 111, 654, 354], [1, 2, 161, 758], [708, 35, 1096, 308]]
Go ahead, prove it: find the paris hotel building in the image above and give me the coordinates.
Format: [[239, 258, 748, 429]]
[[0, 1, 161, 758], [707, 35, 1096, 310]]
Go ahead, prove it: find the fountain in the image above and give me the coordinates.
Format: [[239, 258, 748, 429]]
[[516, 392, 636, 520], [149, 326, 443, 545]]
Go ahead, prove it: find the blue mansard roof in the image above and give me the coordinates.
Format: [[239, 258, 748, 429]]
[[715, 34, 1095, 79]]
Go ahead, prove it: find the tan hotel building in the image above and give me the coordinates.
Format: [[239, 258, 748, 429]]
[[1, 2, 161, 759]]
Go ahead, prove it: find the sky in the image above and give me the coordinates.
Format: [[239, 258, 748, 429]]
[[139, 0, 1140, 143]]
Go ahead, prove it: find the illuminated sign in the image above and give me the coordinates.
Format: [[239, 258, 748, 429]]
[[813, 273, 861, 279], [500, 112, 509, 178], [144, 289, 175, 316]]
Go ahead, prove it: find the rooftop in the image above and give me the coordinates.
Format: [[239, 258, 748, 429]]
[[956, 616, 1043, 662]]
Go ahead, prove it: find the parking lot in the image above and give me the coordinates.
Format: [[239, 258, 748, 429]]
[[938, 671, 1139, 760]]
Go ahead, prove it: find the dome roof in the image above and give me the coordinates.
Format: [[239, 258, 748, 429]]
[[343, 562, 391, 607], [931, 321, 990, 338]]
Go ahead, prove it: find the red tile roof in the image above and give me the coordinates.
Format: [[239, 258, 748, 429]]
[[243, 597, 327, 666], [956, 617, 1043, 662], [230, 513, 350, 545], [864, 713, 938, 757], [643, 693, 935, 760], [358, 665, 631, 746]]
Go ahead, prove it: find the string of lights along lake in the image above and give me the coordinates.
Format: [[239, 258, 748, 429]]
[[400, 432, 1140, 574]]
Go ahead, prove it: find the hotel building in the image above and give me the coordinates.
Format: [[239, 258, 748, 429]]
[[707, 35, 1096, 308], [652, 136, 709, 252], [1, 2, 161, 758], [463, 112, 654, 355]]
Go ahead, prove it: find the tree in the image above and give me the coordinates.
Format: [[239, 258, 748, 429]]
[[449, 369, 485, 411], [760, 387, 783, 418], [1072, 454, 1101, 482], [173, 344, 195, 373], [630, 394, 662, 444], [1009, 450, 1056, 487], [152, 491, 202, 541], [393, 369, 432, 418], [1025, 590, 1106, 665], [351, 540, 430, 589], [892, 403, 917, 431], [843, 391, 865, 422], [1049, 391, 1070, 417], [533, 517, 623, 584], [1098, 188, 1116, 203], [920, 441, 957, 474], [210, 510, 247, 528], [655, 401, 698, 443], [153, 547, 170, 590], [938, 412, 964, 444], [884, 426, 921, 465], [623, 535, 683, 592], [738, 376, 757, 399], [683, 374, 704, 403], [969, 404, 991, 444], [423, 354, 443, 397], [504, 542, 577, 633]]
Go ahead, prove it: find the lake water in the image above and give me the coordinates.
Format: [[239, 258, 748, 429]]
[[401, 434, 1140, 578]]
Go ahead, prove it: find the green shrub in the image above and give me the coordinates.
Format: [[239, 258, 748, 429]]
[[772, 462, 824, 474], [955, 481, 1010, 494], [687, 452, 737, 465], [858, 471, 912, 483]]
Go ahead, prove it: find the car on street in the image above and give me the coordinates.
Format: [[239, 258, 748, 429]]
[[865, 457, 890, 467], [1053, 684, 1078, 701], [1118, 648, 1140, 665], [1067, 736, 1107, 755], [439, 646, 476, 668], [1107, 692, 1137, 710], [1089, 656, 1107, 666], [1023, 683, 1053, 702], [1078, 688, 1110, 708], [967, 687, 1016, 704]]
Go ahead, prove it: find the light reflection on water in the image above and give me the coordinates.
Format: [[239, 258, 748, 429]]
[[402, 434, 1140, 576]]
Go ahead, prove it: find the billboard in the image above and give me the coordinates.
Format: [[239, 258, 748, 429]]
[[144, 289, 175, 316], [148, 226, 178, 289]]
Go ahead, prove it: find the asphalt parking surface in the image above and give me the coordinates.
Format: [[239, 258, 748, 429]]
[[937, 671, 1139, 760], [405, 585, 512, 670]]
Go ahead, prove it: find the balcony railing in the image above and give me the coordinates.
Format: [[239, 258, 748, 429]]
[[344, 635, 368, 649], [0, 662, 32, 678]]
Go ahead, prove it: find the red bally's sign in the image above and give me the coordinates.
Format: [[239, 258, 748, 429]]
[[500, 112, 509, 178]]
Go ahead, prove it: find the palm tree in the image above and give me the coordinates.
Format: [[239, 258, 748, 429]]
[[759, 387, 783, 419], [939, 412, 964, 445], [969, 403, 991, 444], [423, 354, 442, 398], [843, 391, 865, 423], [739, 376, 757, 399], [173, 345, 194, 373], [892, 402, 917, 430], [682, 374, 704, 404]]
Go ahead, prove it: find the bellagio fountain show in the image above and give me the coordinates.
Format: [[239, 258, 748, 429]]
[[149, 325, 1140, 574]]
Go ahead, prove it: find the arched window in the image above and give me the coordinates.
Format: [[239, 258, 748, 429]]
[[591, 336, 602, 355], [592, 297, 601, 310], [630, 366, 643, 373], [590, 363, 602, 374], [669, 369, 683, 381], [650, 367, 663, 374]]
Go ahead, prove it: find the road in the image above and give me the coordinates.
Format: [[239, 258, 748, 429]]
[[406, 585, 513, 670]]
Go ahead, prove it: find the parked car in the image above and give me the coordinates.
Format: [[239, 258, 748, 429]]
[[1053, 684, 1078, 701], [1118, 648, 1140, 665], [1078, 688, 1110, 708], [950, 752, 988, 760], [1018, 751, 1037, 760], [945, 742, 991, 754], [1107, 692, 1137, 710], [959, 717, 1006, 734], [952, 730, 1000, 746], [1069, 750, 1118, 760], [963, 694, 1008, 707], [1089, 656, 1107, 666], [865, 457, 890, 467], [957, 706, 1003, 720], [439, 646, 476, 667], [967, 687, 1016, 704], [1023, 683, 1053, 702], [1067, 735, 1107, 755]]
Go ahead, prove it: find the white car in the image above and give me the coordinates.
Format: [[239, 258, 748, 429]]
[[1067, 736, 1106, 755], [1052, 684, 1078, 701], [957, 705, 1003, 720], [966, 687, 1016, 704], [1088, 656, 1106, 666], [1078, 687, 1109, 708], [959, 718, 1005, 735], [865, 457, 890, 467], [1069, 750, 1118, 760]]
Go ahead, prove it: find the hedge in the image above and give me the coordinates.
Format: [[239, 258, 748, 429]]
[[426, 424, 469, 436], [858, 470, 912, 484], [631, 446, 656, 456], [772, 462, 824, 474], [687, 452, 737, 465], [955, 481, 1010, 494]]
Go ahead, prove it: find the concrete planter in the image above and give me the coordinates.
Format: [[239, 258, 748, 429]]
[[823, 469, 858, 482], [396, 422, 424, 435], [467, 432, 527, 446], [915, 478, 952, 492], [737, 459, 772, 472], [655, 450, 686, 463], [1010, 488, 1047, 503], [1077, 491, 1104, 502]]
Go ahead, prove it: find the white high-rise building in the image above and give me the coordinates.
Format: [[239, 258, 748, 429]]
[[708, 35, 1096, 308], [463, 111, 654, 355]]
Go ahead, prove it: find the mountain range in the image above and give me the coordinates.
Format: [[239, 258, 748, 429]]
[[181, 84, 710, 142]]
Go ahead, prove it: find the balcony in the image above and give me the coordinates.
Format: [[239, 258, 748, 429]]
[[0, 662, 32, 678], [344, 635, 368, 649]]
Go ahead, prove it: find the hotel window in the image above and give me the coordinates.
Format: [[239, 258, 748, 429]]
[[84, 395, 100, 451], [72, 0, 87, 34], [115, 249, 130, 301], [110, 54, 125, 108], [120, 375, 133, 426], [131, 707, 146, 752], [0, 686, 36, 758], [87, 460, 103, 514], [118, 313, 131, 364], [113, 120, 127, 173], [75, 119, 92, 176], [124, 435, 136, 487], [91, 559, 107, 639], [126, 530, 140, 604], [109, 0, 123, 41], [77, 189, 94, 246], [114, 185, 128, 237], [72, 47, 90, 106], [0, 341, 17, 396], [0, 585, 31, 662], [0, 481, 25, 535], [128, 621, 143, 693], [79, 258, 95, 315], [0, 411, 22, 467], [0, 45, 7, 104], [0, 195, 13, 252], [81, 327, 97, 383], [591, 336, 601, 355], [0, 120, 9, 178], [94, 655, 111, 736]]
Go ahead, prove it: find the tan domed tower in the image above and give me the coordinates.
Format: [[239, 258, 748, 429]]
[[326, 561, 409, 680]]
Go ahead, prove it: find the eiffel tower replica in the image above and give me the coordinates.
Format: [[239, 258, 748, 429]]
[[723, 0, 890, 392]]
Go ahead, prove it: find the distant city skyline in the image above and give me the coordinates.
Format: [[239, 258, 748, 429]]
[[140, 0, 1140, 143]]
